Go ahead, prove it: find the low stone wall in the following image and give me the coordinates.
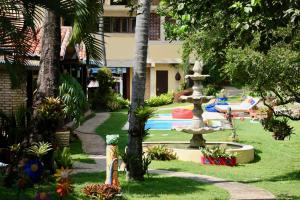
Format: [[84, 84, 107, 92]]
[[143, 141, 255, 164]]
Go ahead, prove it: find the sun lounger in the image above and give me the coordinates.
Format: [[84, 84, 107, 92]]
[[215, 97, 260, 113]]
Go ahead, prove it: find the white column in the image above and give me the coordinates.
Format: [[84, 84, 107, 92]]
[[120, 76, 123, 96], [150, 64, 156, 97], [160, 16, 165, 41]]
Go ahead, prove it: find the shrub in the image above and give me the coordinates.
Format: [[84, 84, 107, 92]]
[[145, 93, 174, 107], [106, 93, 129, 111], [82, 184, 120, 200], [89, 67, 115, 109], [54, 147, 73, 169], [36, 97, 65, 136], [203, 84, 221, 96], [147, 145, 177, 161], [261, 117, 294, 140]]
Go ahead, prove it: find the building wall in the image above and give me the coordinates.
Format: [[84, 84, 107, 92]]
[[129, 65, 184, 99], [150, 64, 184, 96], [103, 2, 185, 99], [104, 34, 182, 61], [0, 69, 26, 114]]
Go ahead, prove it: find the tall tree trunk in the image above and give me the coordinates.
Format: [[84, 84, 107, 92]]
[[127, 0, 151, 181], [35, 8, 61, 105], [98, 0, 107, 66]]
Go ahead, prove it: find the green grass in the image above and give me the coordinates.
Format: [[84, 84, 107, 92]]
[[95, 111, 129, 151], [94, 103, 300, 199], [69, 138, 95, 164], [149, 120, 300, 199], [0, 172, 229, 200]]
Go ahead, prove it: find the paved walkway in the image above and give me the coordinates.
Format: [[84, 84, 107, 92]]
[[150, 170, 275, 200], [73, 112, 275, 200], [72, 113, 109, 173]]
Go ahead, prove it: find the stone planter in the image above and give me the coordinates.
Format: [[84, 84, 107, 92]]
[[200, 156, 236, 166], [55, 130, 70, 147]]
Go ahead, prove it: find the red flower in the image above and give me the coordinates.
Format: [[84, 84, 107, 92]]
[[56, 180, 73, 197]]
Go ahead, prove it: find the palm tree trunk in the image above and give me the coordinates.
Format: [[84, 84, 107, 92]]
[[35, 8, 61, 104], [127, 0, 151, 181]]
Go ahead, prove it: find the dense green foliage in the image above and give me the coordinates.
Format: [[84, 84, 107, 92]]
[[106, 93, 129, 111], [261, 117, 294, 140], [147, 145, 177, 161], [0, 106, 30, 148], [159, 0, 300, 120], [54, 147, 73, 168], [59, 74, 88, 125], [89, 67, 128, 111], [200, 146, 236, 159], [145, 93, 174, 107]]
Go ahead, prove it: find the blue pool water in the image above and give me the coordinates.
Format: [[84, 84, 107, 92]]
[[145, 119, 192, 130], [145, 114, 222, 130]]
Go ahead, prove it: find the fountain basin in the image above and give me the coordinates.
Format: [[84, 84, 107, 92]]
[[143, 141, 254, 164]]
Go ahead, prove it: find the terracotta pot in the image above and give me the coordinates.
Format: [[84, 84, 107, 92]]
[[55, 131, 70, 147]]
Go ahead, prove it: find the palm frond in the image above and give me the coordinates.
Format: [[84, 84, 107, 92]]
[[69, 0, 104, 61]]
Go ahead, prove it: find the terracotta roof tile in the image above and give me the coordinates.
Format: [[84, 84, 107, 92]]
[[28, 26, 72, 58]]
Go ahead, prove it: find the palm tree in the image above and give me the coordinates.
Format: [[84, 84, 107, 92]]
[[35, 0, 104, 104], [35, 6, 61, 101], [127, 0, 151, 181]]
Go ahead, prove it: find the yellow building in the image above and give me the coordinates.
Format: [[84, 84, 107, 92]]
[[101, 0, 184, 99]]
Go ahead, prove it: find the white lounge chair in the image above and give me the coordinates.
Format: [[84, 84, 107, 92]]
[[215, 97, 260, 113]]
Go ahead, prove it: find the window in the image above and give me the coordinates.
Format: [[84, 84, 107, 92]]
[[149, 13, 161, 40], [104, 17, 136, 33], [110, 0, 127, 5]]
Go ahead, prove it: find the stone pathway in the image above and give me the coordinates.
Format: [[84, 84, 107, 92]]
[[73, 112, 275, 200], [72, 113, 109, 173], [150, 170, 275, 200]]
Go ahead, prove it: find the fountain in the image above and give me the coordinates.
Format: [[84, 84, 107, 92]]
[[143, 61, 255, 164], [176, 60, 229, 148]]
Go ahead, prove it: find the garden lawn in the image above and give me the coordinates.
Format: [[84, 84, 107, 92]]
[[95, 107, 300, 200], [0, 172, 229, 200]]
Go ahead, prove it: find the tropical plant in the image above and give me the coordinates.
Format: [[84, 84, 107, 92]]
[[89, 67, 115, 109], [106, 93, 129, 111], [261, 117, 294, 140], [147, 145, 177, 161], [54, 167, 74, 198], [200, 146, 236, 159], [127, 0, 151, 181], [36, 97, 65, 133], [145, 93, 174, 107], [54, 147, 73, 168], [82, 183, 120, 200], [0, 105, 30, 148], [26, 142, 52, 159], [59, 74, 88, 125], [35, 0, 104, 102]]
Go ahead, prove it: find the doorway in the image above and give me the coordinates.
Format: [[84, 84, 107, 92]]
[[156, 70, 168, 96]]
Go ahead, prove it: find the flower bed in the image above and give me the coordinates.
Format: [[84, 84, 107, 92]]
[[200, 145, 237, 166], [200, 156, 236, 166]]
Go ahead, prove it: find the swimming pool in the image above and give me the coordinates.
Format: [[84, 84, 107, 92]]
[[145, 119, 192, 130], [145, 114, 223, 130]]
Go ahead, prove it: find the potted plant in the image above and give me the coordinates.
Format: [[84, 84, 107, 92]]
[[261, 116, 294, 140], [36, 97, 69, 147], [200, 146, 236, 166]]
